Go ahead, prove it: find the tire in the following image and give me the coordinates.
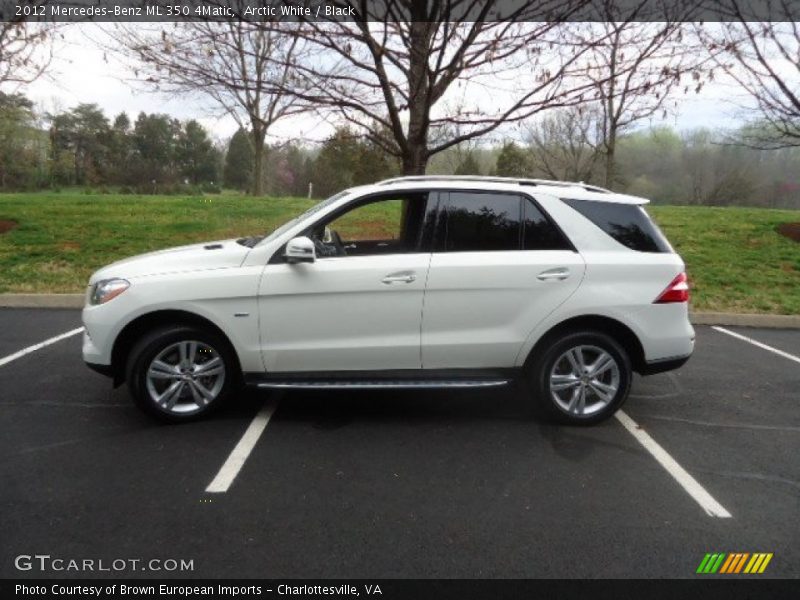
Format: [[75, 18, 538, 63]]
[[527, 330, 632, 425], [125, 325, 240, 423]]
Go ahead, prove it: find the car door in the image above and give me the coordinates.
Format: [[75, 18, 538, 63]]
[[421, 191, 585, 369], [258, 192, 433, 373]]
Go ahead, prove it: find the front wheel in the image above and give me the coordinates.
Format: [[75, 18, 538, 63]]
[[126, 326, 239, 423], [527, 331, 632, 425]]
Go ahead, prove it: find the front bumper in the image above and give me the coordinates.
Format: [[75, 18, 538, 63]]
[[81, 328, 107, 366], [84, 360, 114, 378]]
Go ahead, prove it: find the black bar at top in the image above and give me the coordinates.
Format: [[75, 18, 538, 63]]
[[1, 0, 799, 23]]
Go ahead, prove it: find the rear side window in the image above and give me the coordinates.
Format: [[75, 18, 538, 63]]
[[441, 192, 522, 252], [562, 198, 672, 253], [523, 199, 573, 251]]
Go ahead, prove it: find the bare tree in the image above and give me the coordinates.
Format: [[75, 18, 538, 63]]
[[0, 5, 53, 90], [260, 0, 622, 175], [115, 20, 310, 195], [701, 0, 800, 148], [524, 105, 604, 182], [578, 3, 704, 187]]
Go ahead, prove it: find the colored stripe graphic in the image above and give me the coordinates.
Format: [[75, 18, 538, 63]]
[[719, 554, 736, 573], [708, 553, 725, 573], [733, 553, 749, 573], [721, 553, 740, 573], [699, 552, 773, 574], [758, 553, 773, 573], [720, 553, 736, 573], [744, 554, 761, 573], [696, 554, 713, 573]]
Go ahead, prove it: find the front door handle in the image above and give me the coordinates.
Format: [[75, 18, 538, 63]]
[[537, 267, 570, 281], [382, 272, 416, 284]]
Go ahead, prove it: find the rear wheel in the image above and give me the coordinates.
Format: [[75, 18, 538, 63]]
[[527, 331, 632, 425], [126, 326, 239, 423]]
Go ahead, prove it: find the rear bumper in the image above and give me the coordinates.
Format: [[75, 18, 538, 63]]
[[639, 353, 692, 376]]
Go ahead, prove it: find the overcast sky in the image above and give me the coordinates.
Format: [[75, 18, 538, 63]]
[[24, 23, 754, 146]]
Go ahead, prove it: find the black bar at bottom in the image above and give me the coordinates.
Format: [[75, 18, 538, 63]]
[[2, 579, 799, 600]]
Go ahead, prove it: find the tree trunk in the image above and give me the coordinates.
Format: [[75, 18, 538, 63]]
[[401, 145, 427, 175], [604, 31, 619, 190], [250, 124, 266, 196], [604, 139, 616, 188], [401, 17, 432, 176]]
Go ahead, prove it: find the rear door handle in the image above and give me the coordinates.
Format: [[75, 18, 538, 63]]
[[382, 272, 416, 284], [537, 267, 570, 281]]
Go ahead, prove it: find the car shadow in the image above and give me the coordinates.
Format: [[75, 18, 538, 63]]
[[231, 383, 536, 427]]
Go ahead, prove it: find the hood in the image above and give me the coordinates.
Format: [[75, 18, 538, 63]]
[[89, 239, 251, 284]]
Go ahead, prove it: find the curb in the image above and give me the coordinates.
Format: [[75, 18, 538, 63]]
[[0, 293, 84, 309], [0, 294, 798, 329], [688, 311, 800, 329]]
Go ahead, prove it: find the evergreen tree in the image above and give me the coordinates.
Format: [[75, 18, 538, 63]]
[[495, 141, 530, 177], [131, 112, 181, 188], [224, 128, 253, 191], [107, 113, 133, 185], [49, 103, 110, 185], [0, 92, 43, 189], [454, 151, 481, 175], [177, 120, 219, 184]]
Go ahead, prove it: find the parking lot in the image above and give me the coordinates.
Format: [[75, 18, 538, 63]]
[[0, 307, 798, 579]]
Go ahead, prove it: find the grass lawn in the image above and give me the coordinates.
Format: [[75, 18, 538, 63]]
[[649, 205, 800, 315], [0, 192, 798, 315]]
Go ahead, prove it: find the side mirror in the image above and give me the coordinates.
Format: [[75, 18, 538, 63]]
[[284, 236, 316, 264]]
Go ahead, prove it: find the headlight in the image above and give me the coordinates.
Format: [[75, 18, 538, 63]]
[[90, 278, 130, 305]]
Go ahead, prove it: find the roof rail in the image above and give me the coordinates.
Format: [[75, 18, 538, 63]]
[[377, 175, 610, 194]]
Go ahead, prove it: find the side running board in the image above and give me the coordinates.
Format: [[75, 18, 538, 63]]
[[256, 379, 510, 390]]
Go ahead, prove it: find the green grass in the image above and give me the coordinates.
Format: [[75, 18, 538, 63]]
[[0, 192, 798, 314], [0, 192, 317, 294], [648, 205, 800, 315]]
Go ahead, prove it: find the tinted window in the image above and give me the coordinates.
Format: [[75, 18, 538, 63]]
[[523, 199, 573, 250], [442, 192, 522, 252], [562, 198, 672, 253], [309, 193, 429, 258]]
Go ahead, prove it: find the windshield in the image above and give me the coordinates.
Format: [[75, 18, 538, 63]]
[[263, 189, 351, 243], [237, 190, 352, 248]]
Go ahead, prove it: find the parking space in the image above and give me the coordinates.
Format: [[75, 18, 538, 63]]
[[0, 308, 797, 578], [0, 308, 83, 357]]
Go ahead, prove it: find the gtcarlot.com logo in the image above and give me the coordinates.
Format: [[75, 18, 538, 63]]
[[14, 554, 194, 573], [696, 552, 773, 574]]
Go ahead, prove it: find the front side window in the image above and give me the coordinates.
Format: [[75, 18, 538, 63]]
[[308, 192, 429, 258], [440, 192, 522, 252]]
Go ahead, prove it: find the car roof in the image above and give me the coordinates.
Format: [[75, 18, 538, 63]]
[[350, 176, 649, 205]]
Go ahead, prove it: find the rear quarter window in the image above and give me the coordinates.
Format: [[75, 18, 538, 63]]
[[562, 198, 673, 253]]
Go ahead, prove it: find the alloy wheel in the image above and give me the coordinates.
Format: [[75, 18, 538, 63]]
[[549, 344, 620, 417], [145, 340, 226, 414]]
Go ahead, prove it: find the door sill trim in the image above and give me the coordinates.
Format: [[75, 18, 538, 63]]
[[256, 379, 510, 390]]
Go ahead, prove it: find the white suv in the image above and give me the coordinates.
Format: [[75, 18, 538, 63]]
[[82, 176, 694, 425]]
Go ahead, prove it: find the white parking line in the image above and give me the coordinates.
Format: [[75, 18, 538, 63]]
[[615, 410, 732, 518], [0, 327, 85, 369], [206, 398, 279, 493], [712, 326, 800, 365]]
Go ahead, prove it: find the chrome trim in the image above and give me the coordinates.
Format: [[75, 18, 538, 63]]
[[257, 379, 510, 390], [376, 175, 611, 194]]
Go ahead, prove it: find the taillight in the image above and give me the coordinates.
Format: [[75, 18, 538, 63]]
[[654, 272, 689, 304]]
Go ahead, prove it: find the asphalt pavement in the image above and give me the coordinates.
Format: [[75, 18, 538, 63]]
[[0, 308, 797, 579]]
